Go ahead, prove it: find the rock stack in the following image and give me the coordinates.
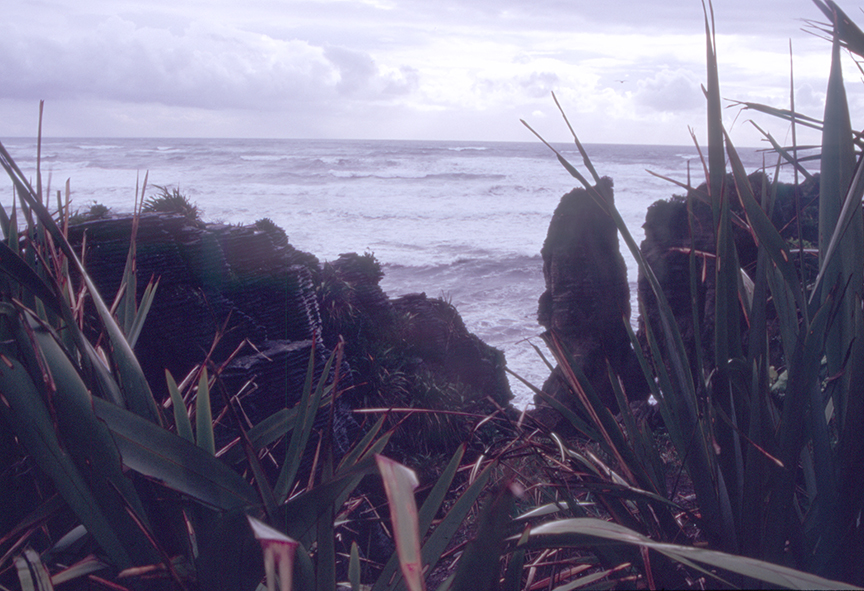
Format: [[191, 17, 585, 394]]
[[536, 177, 648, 417]]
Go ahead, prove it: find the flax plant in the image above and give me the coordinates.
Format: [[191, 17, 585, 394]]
[[516, 0, 864, 587]]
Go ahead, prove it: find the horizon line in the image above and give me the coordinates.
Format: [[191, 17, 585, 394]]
[[0, 135, 780, 150]]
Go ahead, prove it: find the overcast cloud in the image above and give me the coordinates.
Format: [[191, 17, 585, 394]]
[[0, 0, 856, 144]]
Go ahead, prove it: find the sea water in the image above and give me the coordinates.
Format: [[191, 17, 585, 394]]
[[0, 137, 786, 408]]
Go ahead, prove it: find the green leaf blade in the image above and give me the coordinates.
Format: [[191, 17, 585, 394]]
[[195, 366, 215, 455]]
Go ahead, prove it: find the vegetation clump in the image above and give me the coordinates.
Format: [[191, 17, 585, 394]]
[[254, 216, 289, 246], [143, 184, 201, 224], [68, 200, 111, 224]]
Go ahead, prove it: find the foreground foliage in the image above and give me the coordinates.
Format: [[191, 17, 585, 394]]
[[522, 0, 864, 587]]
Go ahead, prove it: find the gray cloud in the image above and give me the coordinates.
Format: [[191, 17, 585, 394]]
[[0, 16, 419, 110], [521, 72, 560, 98], [472, 72, 560, 101], [324, 46, 419, 97], [325, 46, 377, 94], [382, 66, 421, 95], [792, 82, 826, 116], [634, 68, 702, 112], [0, 0, 843, 142]]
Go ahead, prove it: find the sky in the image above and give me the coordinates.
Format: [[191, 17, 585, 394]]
[[0, 0, 860, 145]]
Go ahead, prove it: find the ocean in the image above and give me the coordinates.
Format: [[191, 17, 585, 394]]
[[0, 137, 783, 408]]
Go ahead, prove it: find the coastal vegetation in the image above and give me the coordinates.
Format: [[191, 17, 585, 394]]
[[142, 186, 201, 225], [2, 1, 864, 589]]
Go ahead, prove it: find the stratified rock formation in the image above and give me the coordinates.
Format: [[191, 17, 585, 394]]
[[68, 213, 353, 453], [392, 293, 511, 410], [637, 193, 715, 378], [536, 177, 648, 417], [69, 214, 513, 460]]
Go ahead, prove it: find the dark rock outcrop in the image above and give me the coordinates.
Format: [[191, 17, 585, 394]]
[[534, 170, 822, 425], [637, 172, 820, 379], [392, 292, 511, 410], [536, 177, 648, 417], [320, 253, 513, 456], [70, 215, 322, 375], [68, 213, 356, 462], [69, 214, 513, 462], [637, 192, 715, 377]]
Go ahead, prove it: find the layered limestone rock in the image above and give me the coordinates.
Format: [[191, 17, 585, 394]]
[[392, 292, 511, 410], [536, 177, 648, 417], [68, 213, 353, 454], [69, 214, 513, 458]]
